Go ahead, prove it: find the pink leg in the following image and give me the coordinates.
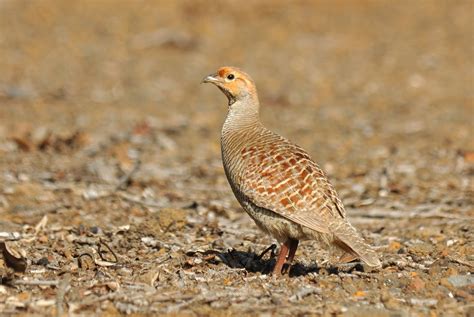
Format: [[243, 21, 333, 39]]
[[282, 239, 299, 274], [272, 242, 290, 276]]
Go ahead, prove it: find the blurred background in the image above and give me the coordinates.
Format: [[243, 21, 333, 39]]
[[0, 0, 471, 209], [0, 0, 472, 315]]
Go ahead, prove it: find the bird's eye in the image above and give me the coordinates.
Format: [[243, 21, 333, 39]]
[[227, 74, 235, 80]]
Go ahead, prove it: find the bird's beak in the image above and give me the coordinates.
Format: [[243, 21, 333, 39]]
[[202, 73, 220, 84]]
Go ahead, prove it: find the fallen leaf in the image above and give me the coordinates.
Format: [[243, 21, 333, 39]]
[[354, 291, 366, 297], [0, 242, 27, 272]]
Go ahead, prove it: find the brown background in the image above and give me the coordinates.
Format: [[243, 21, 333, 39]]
[[0, 0, 472, 315]]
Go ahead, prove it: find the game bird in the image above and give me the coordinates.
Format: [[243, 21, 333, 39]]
[[203, 67, 381, 276]]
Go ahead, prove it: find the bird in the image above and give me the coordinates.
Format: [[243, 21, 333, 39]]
[[202, 66, 381, 276]]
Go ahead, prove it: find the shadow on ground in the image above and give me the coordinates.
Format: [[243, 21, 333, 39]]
[[212, 246, 365, 277]]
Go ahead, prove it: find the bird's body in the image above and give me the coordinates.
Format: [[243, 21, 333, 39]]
[[204, 66, 381, 275], [221, 120, 332, 245]]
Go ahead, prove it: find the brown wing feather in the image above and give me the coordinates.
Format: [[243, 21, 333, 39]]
[[239, 136, 381, 267], [239, 135, 344, 233]]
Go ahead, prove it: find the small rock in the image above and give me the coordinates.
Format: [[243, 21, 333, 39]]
[[388, 241, 401, 252], [117, 267, 133, 277], [141, 237, 161, 248], [380, 291, 400, 310], [409, 298, 437, 307], [447, 275, 474, 288], [289, 286, 321, 301], [136, 270, 159, 286], [106, 281, 120, 291], [343, 307, 407, 317], [407, 276, 425, 291], [36, 257, 49, 266], [89, 226, 100, 234], [409, 243, 434, 256]]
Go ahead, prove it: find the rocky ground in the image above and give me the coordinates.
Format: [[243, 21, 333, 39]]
[[0, 0, 472, 316]]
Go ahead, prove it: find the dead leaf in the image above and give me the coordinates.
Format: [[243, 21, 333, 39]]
[[0, 241, 27, 272]]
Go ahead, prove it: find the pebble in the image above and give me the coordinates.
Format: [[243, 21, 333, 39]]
[[36, 257, 49, 266], [410, 298, 438, 307], [447, 275, 474, 288], [141, 237, 161, 248]]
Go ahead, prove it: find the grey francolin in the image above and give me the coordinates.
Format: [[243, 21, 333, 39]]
[[203, 66, 381, 276]]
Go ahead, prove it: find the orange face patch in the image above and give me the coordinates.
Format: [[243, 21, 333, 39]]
[[218, 68, 228, 77]]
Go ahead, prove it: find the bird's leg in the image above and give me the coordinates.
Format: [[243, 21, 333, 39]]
[[287, 239, 299, 264], [282, 238, 299, 274], [272, 241, 290, 276], [257, 244, 277, 260]]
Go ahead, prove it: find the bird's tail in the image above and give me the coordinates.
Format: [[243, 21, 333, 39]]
[[329, 218, 381, 268]]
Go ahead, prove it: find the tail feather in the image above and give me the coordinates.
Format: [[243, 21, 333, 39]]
[[329, 218, 381, 268], [338, 252, 359, 264]]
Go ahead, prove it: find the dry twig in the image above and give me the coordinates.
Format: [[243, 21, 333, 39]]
[[116, 192, 165, 208], [9, 279, 60, 286], [56, 274, 71, 317], [349, 208, 473, 220], [448, 256, 474, 268]]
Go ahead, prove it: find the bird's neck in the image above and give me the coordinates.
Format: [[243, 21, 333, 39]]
[[221, 99, 263, 182], [223, 99, 261, 133]]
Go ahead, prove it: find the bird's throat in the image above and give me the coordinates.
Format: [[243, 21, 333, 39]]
[[218, 86, 236, 105]]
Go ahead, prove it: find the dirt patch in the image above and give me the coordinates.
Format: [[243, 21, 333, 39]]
[[0, 0, 472, 315]]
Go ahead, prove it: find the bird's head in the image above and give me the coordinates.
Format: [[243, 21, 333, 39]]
[[202, 66, 258, 105]]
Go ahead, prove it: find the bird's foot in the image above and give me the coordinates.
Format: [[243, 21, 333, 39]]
[[281, 263, 293, 275], [257, 244, 277, 260]]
